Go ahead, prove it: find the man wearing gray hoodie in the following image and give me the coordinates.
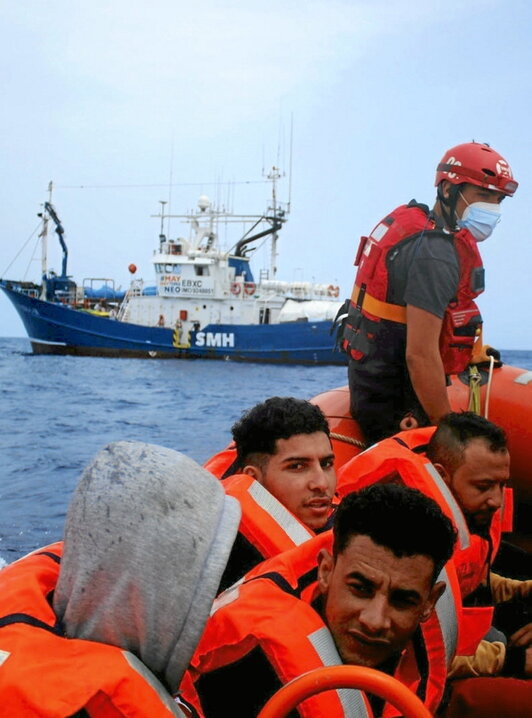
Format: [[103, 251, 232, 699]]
[[0, 440, 241, 717]]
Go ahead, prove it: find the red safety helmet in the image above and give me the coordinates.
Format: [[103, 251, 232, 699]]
[[435, 142, 518, 196]]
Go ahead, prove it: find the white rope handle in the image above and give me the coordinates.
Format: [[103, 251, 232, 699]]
[[484, 354, 495, 419]]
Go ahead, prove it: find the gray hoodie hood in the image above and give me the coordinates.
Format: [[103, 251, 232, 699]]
[[53, 440, 240, 693]]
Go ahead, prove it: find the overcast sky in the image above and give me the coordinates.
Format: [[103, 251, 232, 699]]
[[1, 0, 531, 349]]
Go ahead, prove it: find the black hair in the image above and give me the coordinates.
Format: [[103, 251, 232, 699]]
[[231, 396, 330, 467], [333, 483, 456, 583], [426, 411, 508, 476]]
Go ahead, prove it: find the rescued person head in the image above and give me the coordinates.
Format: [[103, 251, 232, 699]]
[[426, 411, 510, 536], [231, 396, 336, 530], [317, 482, 456, 668], [53, 440, 241, 694]]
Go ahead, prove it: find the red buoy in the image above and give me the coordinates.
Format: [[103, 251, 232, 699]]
[[128, 263, 137, 274]]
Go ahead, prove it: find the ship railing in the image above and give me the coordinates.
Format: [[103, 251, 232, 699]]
[[0, 280, 41, 298], [258, 280, 340, 299], [22, 287, 41, 298], [49, 287, 78, 307], [117, 279, 144, 321]]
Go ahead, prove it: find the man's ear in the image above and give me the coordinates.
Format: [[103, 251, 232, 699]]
[[317, 548, 333, 595], [440, 180, 452, 201], [433, 462, 451, 486], [420, 580, 446, 623], [242, 464, 262, 482]]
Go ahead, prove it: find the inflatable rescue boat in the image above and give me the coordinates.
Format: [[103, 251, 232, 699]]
[[310, 361, 532, 548]]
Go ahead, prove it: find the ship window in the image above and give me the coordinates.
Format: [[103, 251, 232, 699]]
[[195, 266, 209, 276]]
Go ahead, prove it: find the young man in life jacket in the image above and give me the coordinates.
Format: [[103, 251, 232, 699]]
[[336, 412, 532, 684], [211, 396, 337, 591], [182, 483, 457, 718], [341, 141, 518, 445], [0, 441, 240, 717]]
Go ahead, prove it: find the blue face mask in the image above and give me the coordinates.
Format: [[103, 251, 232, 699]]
[[457, 200, 501, 242]]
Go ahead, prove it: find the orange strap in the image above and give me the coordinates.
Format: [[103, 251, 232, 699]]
[[351, 284, 407, 324]]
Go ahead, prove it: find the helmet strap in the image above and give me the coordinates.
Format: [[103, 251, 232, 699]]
[[437, 183, 462, 230]]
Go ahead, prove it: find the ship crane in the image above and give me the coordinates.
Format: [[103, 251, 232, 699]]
[[43, 201, 69, 279]]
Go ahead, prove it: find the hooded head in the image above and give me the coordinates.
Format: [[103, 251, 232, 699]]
[[53, 441, 240, 694]]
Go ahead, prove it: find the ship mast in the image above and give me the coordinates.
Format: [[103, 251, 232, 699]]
[[268, 166, 281, 278], [38, 181, 53, 299]]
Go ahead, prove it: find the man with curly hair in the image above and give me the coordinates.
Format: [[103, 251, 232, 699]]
[[216, 396, 337, 591]]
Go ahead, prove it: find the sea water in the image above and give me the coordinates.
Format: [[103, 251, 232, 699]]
[[1, 337, 532, 565]]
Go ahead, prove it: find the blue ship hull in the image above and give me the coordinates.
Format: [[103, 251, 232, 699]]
[[2, 285, 347, 365]]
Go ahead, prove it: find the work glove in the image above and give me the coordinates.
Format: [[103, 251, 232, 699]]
[[470, 345, 503, 369]]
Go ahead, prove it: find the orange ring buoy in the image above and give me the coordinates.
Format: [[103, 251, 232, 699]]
[[328, 285, 340, 298], [257, 665, 432, 718], [230, 282, 242, 295], [244, 282, 256, 296]]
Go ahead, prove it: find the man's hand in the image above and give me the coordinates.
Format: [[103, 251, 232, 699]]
[[509, 622, 532, 648], [509, 624, 532, 677]]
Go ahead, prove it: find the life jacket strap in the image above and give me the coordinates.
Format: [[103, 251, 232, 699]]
[[351, 284, 407, 324]]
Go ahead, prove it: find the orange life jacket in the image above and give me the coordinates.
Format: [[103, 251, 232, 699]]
[[0, 543, 183, 717], [188, 533, 458, 717], [203, 445, 237, 478], [223, 473, 317, 557], [343, 203, 484, 375], [336, 427, 513, 655]]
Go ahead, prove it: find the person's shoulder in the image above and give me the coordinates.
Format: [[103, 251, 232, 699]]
[[384, 199, 433, 228]]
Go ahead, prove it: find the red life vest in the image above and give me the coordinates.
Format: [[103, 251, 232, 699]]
[[223, 473, 317, 557], [343, 203, 484, 375], [187, 533, 458, 717], [0, 543, 183, 717], [336, 427, 513, 655]]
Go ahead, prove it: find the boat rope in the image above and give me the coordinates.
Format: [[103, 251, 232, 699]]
[[2, 221, 41, 277], [467, 365, 482, 415], [467, 355, 496, 419], [484, 354, 496, 419], [330, 432, 366, 450]]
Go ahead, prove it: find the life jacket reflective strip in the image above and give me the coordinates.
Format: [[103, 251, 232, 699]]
[[0, 544, 182, 717], [223, 474, 315, 558], [344, 204, 484, 374], [306, 626, 373, 717], [195, 533, 450, 716], [336, 428, 513, 655]]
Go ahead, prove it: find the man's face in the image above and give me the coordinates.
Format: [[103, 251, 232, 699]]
[[317, 534, 444, 668], [245, 432, 336, 530], [447, 438, 510, 534], [453, 182, 505, 219]]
